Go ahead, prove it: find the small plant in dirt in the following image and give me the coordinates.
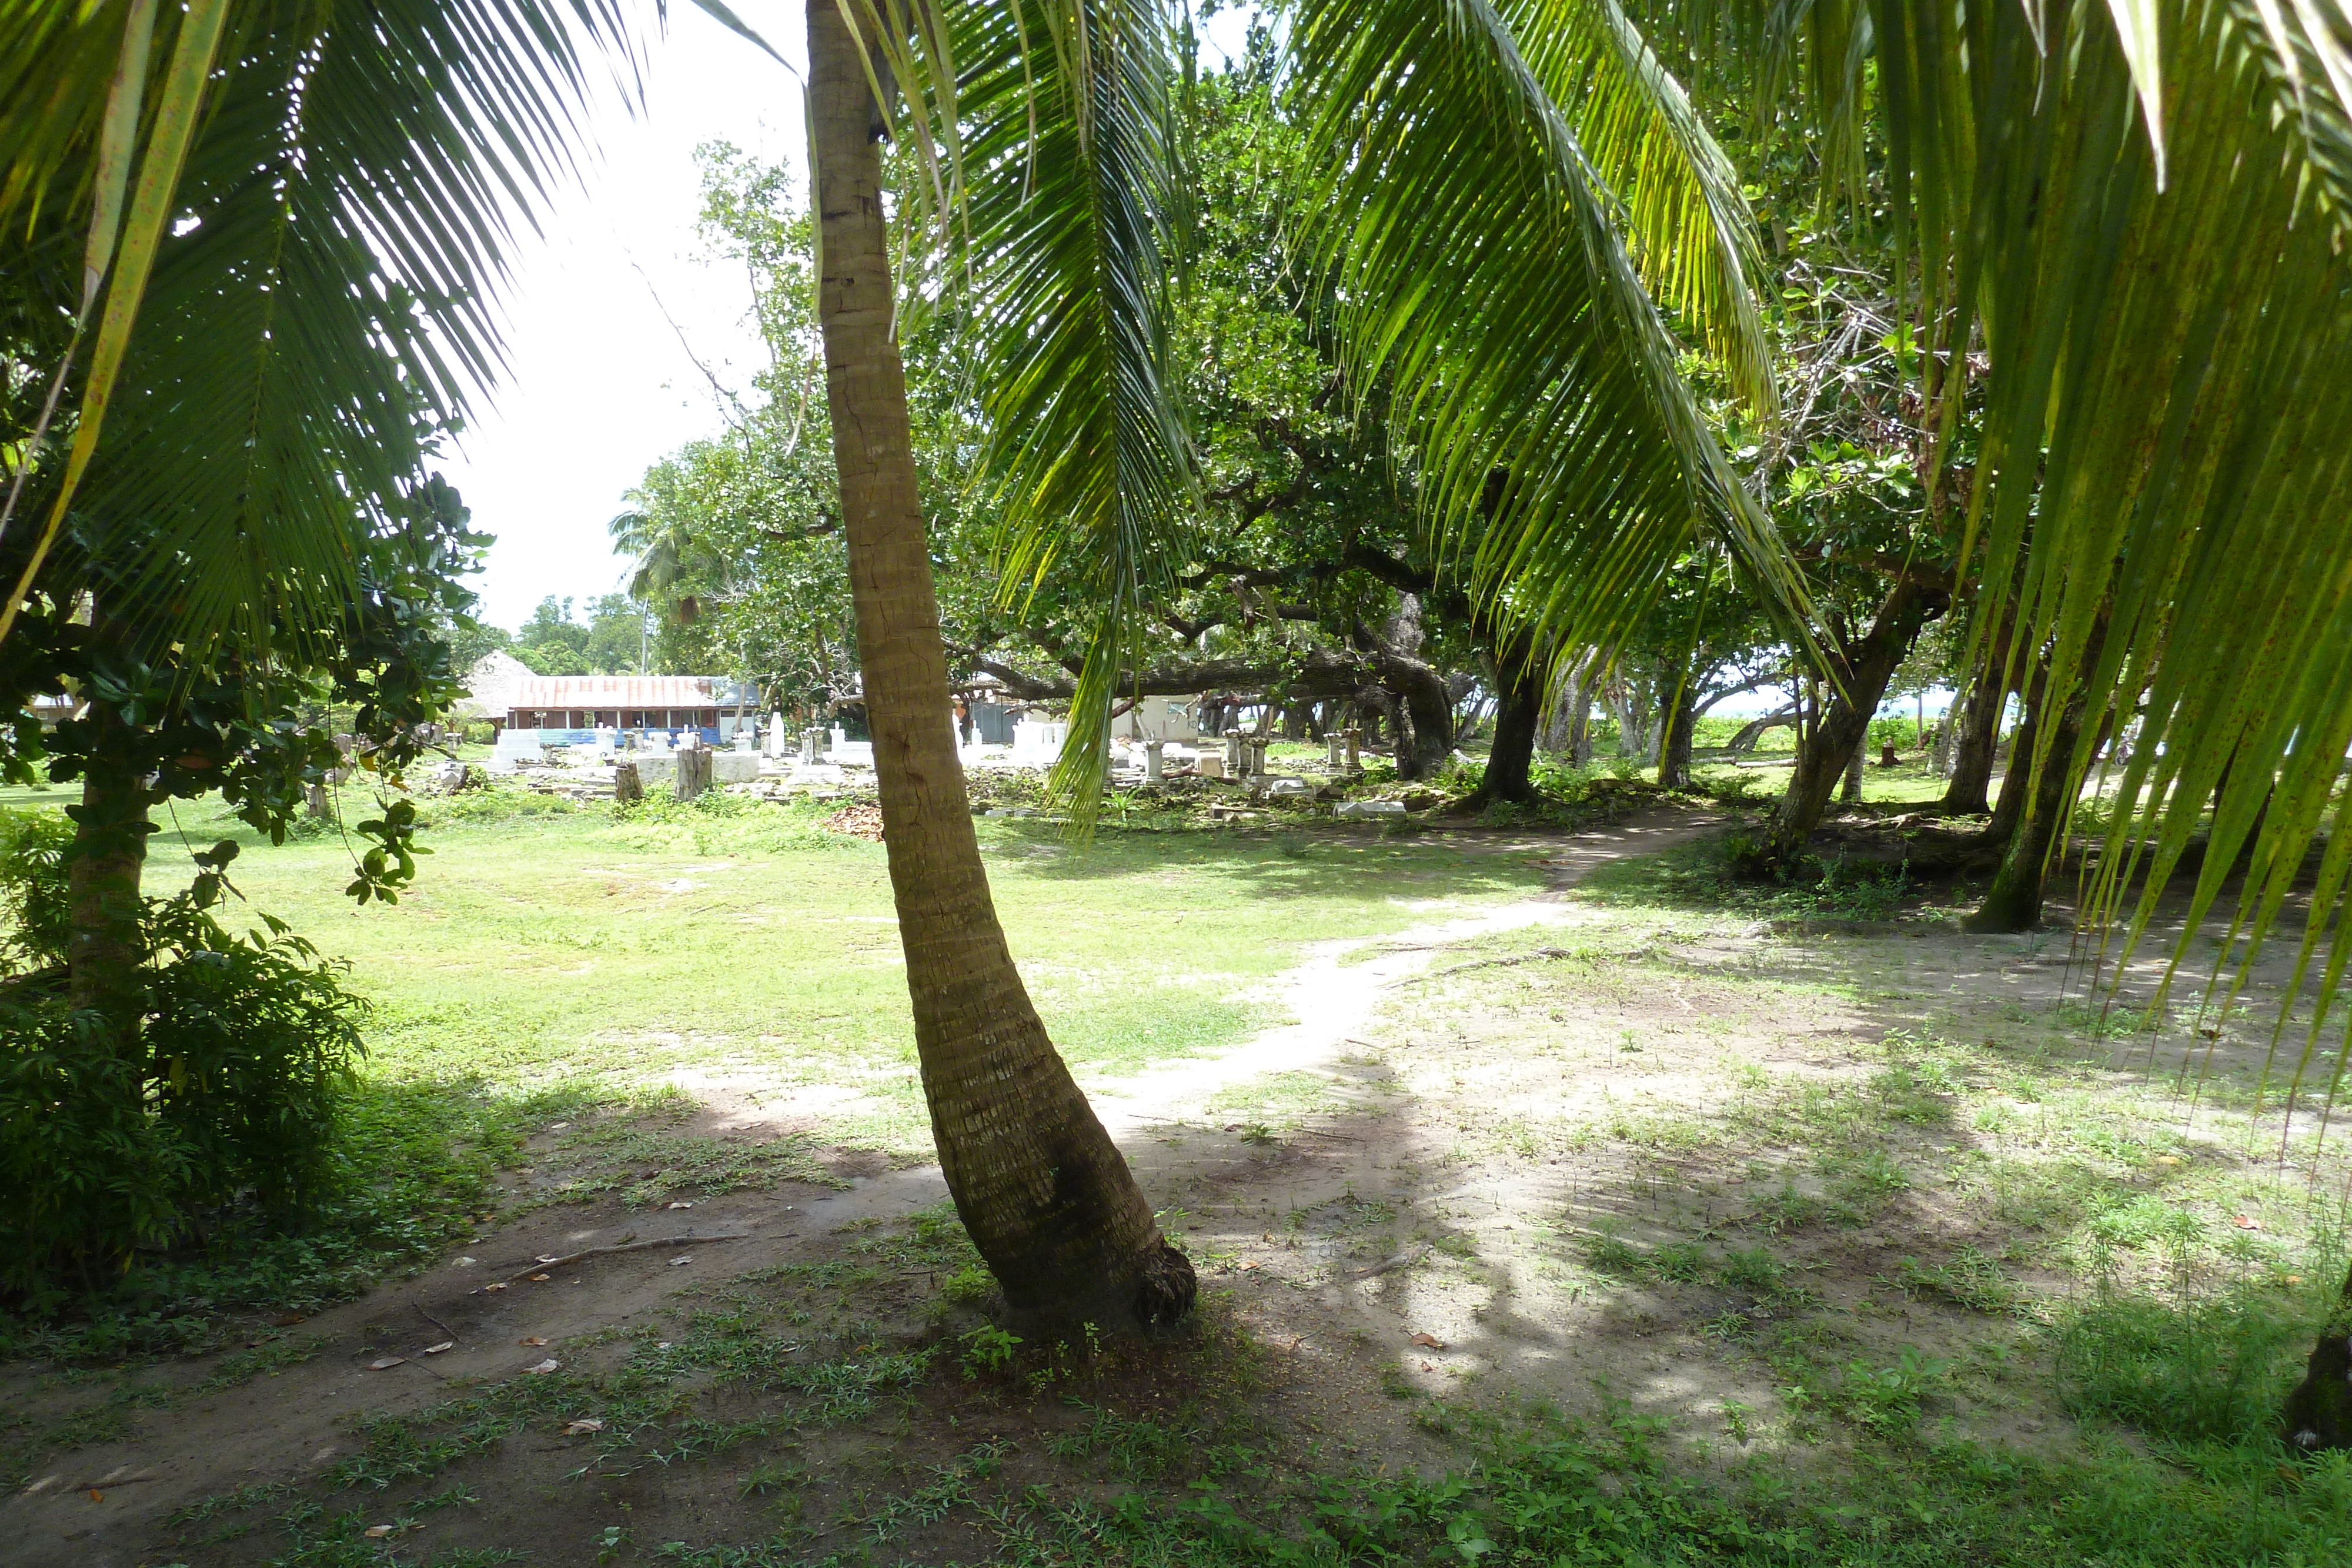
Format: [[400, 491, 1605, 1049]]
[[1891, 1248, 2020, 1315], [1836, 1348, 1952, 1434], [958, 1323, 1021, 1379]]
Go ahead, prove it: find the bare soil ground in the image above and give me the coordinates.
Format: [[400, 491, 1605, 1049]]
[[5, 808, 2343, 1566]]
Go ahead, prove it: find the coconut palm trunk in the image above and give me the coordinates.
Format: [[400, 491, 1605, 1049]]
[[806, 0, 1191, 1330]]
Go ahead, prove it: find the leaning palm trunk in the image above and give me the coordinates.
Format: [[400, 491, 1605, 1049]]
[[806, 0, 1191, 1330]]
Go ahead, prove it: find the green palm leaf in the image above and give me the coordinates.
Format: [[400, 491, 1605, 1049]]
[[1512, 0, 1776, 412], [1291, 0, 1810, 671], [875, 0, 1197, 826], [1, 0, 634, 652], [1834, 0, 2352, 1111]]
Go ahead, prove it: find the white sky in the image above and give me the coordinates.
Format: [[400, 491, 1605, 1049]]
[[447, 5, 1260, 633], [439, 3, 798, 630]]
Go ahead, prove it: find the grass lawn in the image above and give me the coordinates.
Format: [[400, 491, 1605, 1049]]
[[93, 783, 1549, 1153], [11, 778, 2352, 1566]]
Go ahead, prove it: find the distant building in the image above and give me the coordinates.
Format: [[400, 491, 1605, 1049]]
[[499, 674, 759, 744], [1110, 695, 1200, 743]]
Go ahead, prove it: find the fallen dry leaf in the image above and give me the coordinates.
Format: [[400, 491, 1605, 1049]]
[[86, 1490, 103, 1503], [529, 1272, 552, 1282], [536, 1255, 560, 1264], [2287, 1275, 2306, 1286], [666, 1201, 694, 1210], [420, 1341, 454, 1355], [366, 1356, 407, 1370], [1410, 1332, 1446, 1350], [520, 1336, 550, 1347], [1420, 1361, 1434, 1372], [363, 1525, 395, 1539], [563, 1418, 605, 1436], [526, 1359, 560, 1375], [2233, 1215, 2263, 1230], [482, 1281, 508, 1292], [668, 1255, 693, 1266], [1237, 1259, 1260, 1272], [453, 1256, 477, 1268]]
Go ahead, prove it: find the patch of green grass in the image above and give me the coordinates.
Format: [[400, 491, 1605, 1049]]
[[534, 1105, 844, 1208], [131, 788, 1546, 1155], [2054, 1276, 2337, 1445], [1890, 1248, 2022, 1315], [677, 1393, 2352, 1568], [1, 1076, 597, 1365]]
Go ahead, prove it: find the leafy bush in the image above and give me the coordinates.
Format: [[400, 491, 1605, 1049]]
[[0, 1076, 573, 1359], [462, 720, 495, 745], [0, 813, 366, 1305], [0, 809, 72, 972]]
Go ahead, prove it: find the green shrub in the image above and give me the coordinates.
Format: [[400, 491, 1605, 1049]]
[[0, 810, 72, 973], [0, 813, 366, 1305], [462, 720, 495, 745]]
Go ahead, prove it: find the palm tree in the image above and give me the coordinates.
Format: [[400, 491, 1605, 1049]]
[[801, 0, 1812, 1325]]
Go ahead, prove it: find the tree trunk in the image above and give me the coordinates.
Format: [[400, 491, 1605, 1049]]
[[1726, 703, 1796, 755], [1942, 651, 2007, 815], [66, 690, 153, 1037], [1838, 731, 1866, 805], [1967, 666, 2100, 933], [1469, 671, 1541, 805], [2282, 1263, 2352, 1452], [1760, 577, 1938, 862], [1983, 659, 2050, 850], [1656, 684, 1698, 790], [1543, 664, 1594, 766], [808, 1, 1190, 1331]]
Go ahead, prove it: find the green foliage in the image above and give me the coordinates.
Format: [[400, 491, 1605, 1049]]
[[1, 1074, 565, 1360], [2056, 1280, 2335, 1446], [0, 808, 72, 972], [958, 1323, 1021, 1379], [0, 810, 493, 1313]]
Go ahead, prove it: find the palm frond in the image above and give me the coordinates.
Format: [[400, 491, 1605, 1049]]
[[1512, 0, 1776, 411], [888, 0, 1197, 827], [1289, 0, 1810, 674], [1849, 0, 2352, 1111], [1, 0, 635, 651]]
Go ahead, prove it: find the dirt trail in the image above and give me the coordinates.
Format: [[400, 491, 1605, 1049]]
[[0, 809, 1719, 1567], [1089, 809, 1721, 1135]]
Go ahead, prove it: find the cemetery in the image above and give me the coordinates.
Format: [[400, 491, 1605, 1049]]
[[7, 4, 2352, 1567]]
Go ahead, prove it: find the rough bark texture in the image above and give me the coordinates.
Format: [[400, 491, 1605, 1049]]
[[1761, 577, 1939, 862], [67, 696, 152, 1034], [1656, 686, 1698, 790], [1942, 652, 2007, 815], [808, 1, 1190, 1331], [1469, 673, 1541, 805]]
